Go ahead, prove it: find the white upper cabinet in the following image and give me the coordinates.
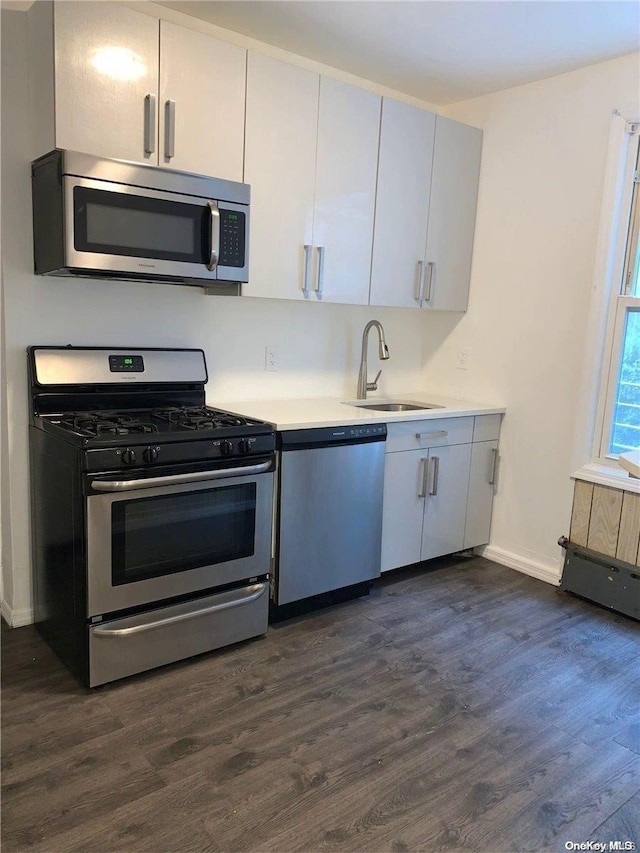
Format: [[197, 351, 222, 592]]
[[370, 99, 436, 309], [244, 53, 380, 304], [423, 116, 483, 312], [370, 100, 482, 312], [45, 1, 159, 164], [158, 21, 245, 181], [312, 78, 380, 305], [243, 53, 319, 301], [29, 2, 246, 179]]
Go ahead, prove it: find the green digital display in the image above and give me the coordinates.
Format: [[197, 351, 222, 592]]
[[109, 354, 144, 373]]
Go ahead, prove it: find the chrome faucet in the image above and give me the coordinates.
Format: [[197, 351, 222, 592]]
[[357, 320, 390, 399]]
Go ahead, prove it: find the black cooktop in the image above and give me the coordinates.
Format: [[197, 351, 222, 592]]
[[38, 405, 273, 446]]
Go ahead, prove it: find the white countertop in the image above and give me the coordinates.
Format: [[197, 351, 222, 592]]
[[214, 393, 506, 431], [619, 449, 640, 479]]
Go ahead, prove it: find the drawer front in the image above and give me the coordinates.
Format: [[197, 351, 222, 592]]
[[473, 414, 502, 442], [89, 582, 268, 686], [385, 417, 474, 453]]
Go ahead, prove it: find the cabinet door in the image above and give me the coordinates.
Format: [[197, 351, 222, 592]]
[[381, 450, 426, 573], [311, 78, 380, 305], [243, 53, 318, 300], [423, 116, 482, 312], [421, 443, 472, 561], [159, 21, 245, 181], [369, 98, 435, 308], [464, 440, 498, 549], [54, 2, 159, 164]]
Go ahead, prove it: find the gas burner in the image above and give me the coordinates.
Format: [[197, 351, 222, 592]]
[[59, 412, 159, 438], [152, 406, 246, 431]]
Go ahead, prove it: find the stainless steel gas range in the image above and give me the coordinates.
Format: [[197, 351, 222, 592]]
[[28, 346, 275, 687]]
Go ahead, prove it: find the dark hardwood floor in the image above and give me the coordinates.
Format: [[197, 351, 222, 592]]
[[2, 557, 639, 853]]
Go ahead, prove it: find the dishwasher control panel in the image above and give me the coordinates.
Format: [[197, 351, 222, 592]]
[[279, 423, 387, 448], [340, 425, 387, 439]]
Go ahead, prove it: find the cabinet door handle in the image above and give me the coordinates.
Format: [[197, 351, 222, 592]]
[[315, 246, 325, 297], [424, 261, 435, 302], [488, 447, 498, 485], [414, 260, 424, 306], [418, 457, 429, 498], [429, 456, 440, 496], [164, 99, 176, 159], [416, 430, 448, 442], [302, 244, 312, 297], [144, 93, 156, 155]]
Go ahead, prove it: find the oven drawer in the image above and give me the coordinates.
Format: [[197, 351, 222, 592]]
[[88, 581, 268, 686]]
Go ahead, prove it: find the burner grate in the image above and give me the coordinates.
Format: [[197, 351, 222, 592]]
[[59, 412, 159, 438], [152, 407, 246, 431]]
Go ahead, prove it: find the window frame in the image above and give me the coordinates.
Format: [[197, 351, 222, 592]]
[[593, 124, 640, 465]]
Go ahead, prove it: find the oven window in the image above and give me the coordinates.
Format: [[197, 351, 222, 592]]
[[74, 186, 207, 263], [111, 484, 256, 585]]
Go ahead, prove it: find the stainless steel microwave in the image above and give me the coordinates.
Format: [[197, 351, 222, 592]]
[[31, 149, 250, 293]]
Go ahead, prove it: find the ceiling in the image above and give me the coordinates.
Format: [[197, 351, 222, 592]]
[[158, 0, 640, 105]]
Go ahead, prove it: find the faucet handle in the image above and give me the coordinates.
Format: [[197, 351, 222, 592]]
[[367, 369, 382, 391]]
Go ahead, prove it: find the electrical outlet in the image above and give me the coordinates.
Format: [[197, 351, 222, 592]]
[[457, 348, 471, 370], [265, 346, 279, 372]]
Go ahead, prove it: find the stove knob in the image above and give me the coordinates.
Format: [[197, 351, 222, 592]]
[[238, 439, 251, 455], [220, 440, 234, 456], [143, 447, 159, 463], [121, 448, 137, 466]]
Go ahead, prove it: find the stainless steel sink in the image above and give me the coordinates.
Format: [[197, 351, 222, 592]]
[[347, 400, 444, 412]]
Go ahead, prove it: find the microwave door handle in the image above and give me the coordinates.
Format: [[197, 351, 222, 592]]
[[207, 201, 220, 271]]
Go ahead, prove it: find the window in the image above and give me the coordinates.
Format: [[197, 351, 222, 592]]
[[599, 128, 640, 460]]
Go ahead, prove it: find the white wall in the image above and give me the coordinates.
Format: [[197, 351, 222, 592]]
[[0, 7, 433, 624], [422, 53, 640, 581]]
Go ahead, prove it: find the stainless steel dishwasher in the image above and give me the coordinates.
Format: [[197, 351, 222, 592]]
[[271, 423, 387, 620]]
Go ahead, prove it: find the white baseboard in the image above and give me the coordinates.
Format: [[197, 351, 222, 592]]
[[1, 598, 35, 627], [478, 544, 562, 586]]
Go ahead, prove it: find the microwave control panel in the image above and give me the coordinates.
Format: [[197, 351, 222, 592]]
[[218, 210, 246, 268]]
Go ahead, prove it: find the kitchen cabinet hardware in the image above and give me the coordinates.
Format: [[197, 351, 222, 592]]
[[303, 244, 313, 296], [164, 99, 176, 159], [488, 447, 498, 485], [429, 455, 440, 496], [425, 261, 435, 302], [416, 430, 448, 441], [144, 94, 156, 155], [414, 260, 424, 305], [418, 457, 429, 498], [315, 246, 326, 297]]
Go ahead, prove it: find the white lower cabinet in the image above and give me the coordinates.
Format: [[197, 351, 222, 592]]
[[381, 416, 499, 573], [464, 440, 499, 550], [421, 443, 473, 561]]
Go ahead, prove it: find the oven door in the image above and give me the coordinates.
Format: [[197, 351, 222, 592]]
[[65, 176, 248, 283], [85, 462, 273, 617]]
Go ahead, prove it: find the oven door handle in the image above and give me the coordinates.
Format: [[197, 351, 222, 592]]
[[90, 460, 272, 492], [91, 583, 268, 638]]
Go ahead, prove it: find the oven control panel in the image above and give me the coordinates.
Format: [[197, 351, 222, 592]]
[[85, 433, 276, 473]]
